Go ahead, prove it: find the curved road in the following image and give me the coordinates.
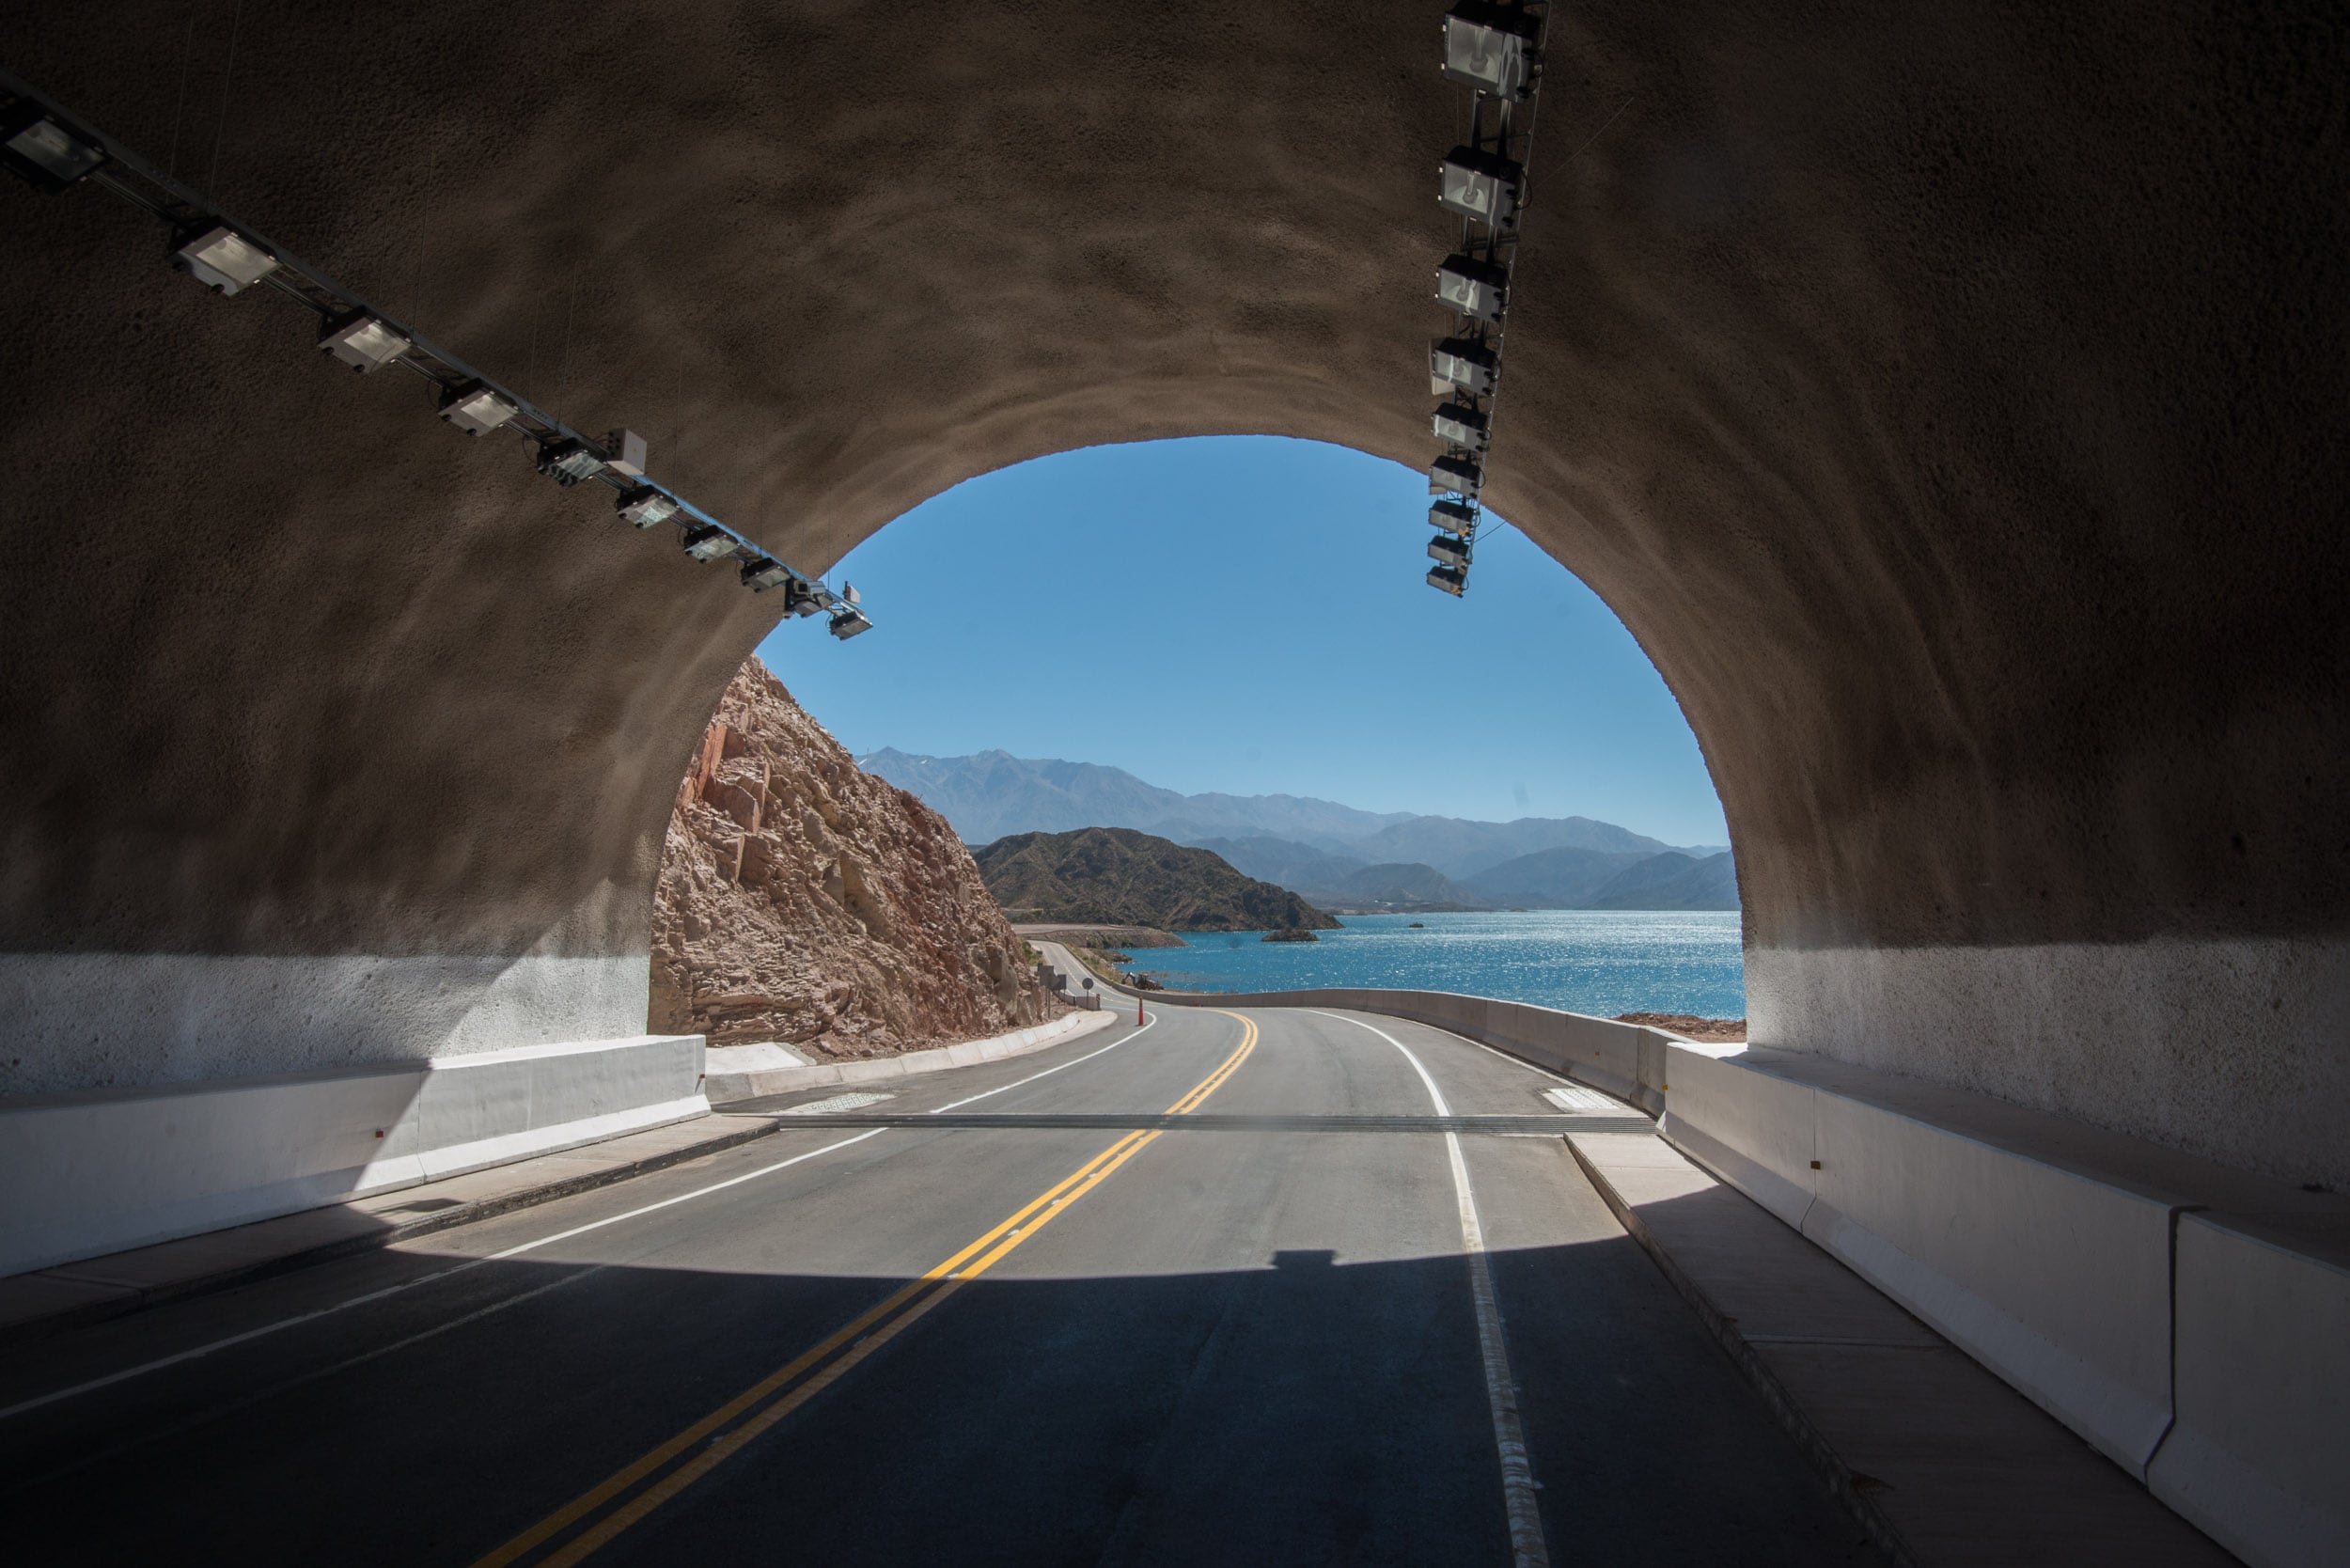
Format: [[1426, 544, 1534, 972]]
[[0, 1005, 1874, 1565]]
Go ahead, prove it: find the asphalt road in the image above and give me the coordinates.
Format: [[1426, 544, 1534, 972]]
[[0, 1005, 1877, 1566]]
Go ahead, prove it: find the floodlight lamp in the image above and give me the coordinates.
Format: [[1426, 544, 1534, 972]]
[[1433, 400, 1491, 452], [1429, 532, 1472, 567], [1438, 147, 1524, 227], [784, 580, 828, 617], [535, 439, 605, 486], [681, 524, 735, 561], [318, 314, 411, 373], [840, 582, 861, 605], [1441, 3, 1539, 101], [1430, 337, 1496, 397], [1435, 254, 1509, 322], [2, 103, 105, 192], [1431, 498, 1479, 536], [173, 226, 278, 295], [614, 485, 678, 528], [603, 429, 648, 478], [740, 557, 791, 591], [440, 383, 517, 436], [1430, 452, 1483, 495], [828, 605, 874, 640], [1428, 563, 1468, 596]]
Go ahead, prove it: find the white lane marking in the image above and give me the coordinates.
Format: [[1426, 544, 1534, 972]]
[[4, 1264, 612, 1491], [932, 1009, 1154, 1111], [1309, 1010, 1552, 1568], [0, 1010, 1163, 1422]]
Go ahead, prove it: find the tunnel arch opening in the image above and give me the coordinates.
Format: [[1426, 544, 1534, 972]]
[[0, 0, 2339, 1200]]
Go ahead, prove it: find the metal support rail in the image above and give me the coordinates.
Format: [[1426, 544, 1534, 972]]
[[1425, 1, 1552, 598], [0, 64, 862, 633]]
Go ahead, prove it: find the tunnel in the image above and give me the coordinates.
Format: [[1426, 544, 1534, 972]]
[[0, 4, 2345, 1560], [4, 0, 2341, 1173]]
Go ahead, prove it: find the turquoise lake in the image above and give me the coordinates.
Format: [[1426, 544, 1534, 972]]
[[1124, 910, 1747, 1019]]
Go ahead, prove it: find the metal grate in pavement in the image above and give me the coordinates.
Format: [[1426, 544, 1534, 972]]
[[774, 1091, 895, 1117]]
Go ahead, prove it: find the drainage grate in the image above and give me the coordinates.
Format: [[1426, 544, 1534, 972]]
[[1544, 1084, 1632, 1114], [776, 1090, 895, 1117]]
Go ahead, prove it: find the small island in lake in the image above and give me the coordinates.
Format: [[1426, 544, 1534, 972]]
[[1261, 927, 1319, 943], [1407, 921, 1425, 928]]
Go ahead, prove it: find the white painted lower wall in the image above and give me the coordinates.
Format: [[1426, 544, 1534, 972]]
[[1131, 980, 2348, 1568], [0, 1032, 706, 1278], [0, 949, 653, 1098]]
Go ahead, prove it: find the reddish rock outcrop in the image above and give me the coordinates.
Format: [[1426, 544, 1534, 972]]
[[650, 661, 1057, 1056]]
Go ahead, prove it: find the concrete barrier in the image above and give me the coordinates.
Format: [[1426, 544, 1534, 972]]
[[1125, 978, 2348, 1565], [1802, 1078, 2178, 1472], [2153, 1213, 2350, 1567], [0, 1033, 706, 1277], [1657, 1043, 1818, 1229]]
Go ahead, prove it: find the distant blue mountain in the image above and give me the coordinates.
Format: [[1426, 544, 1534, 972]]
[[859, 748, 1729, 902]]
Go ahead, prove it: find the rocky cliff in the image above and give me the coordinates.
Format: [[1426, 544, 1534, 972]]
[[650, 661, 1058, 1057]]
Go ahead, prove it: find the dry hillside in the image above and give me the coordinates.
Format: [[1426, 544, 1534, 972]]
[[650, 660, 1058, 1056]]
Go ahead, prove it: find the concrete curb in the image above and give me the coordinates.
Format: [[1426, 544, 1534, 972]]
[[704, 1008, 1114, 1104], [0, 1115, 786, 1350], [1560, 1130, 1918, 1568]]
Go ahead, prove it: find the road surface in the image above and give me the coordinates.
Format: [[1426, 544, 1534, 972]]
[[0, 1004, 1876, 1565]]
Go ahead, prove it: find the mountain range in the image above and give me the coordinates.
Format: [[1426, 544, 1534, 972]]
[[862, 751, 1722, 864], [859, 749, 1738, 912]]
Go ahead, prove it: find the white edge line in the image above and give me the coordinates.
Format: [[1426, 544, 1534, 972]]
[[1309, 1009, 1552, 1568], [0, 1010, 1164, 1423]]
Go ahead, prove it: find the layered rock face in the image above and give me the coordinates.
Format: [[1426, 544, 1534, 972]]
[[650, 662, 1056, 1057]]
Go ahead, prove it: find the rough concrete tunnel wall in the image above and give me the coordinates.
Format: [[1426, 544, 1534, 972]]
[[0, 5, 2342, 1181]]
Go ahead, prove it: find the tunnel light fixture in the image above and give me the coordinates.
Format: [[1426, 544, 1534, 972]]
[[1441, 3, 1540, 101], [0, 72, 878, 644], [1430, 337, 1496, 398], [439, 382, 517, 435], [1428, 563, 1468, 596], [1429, 533, 1472, 568], [1430, 452, 1483, 495], [1431, 498, 1479, 535], [1435, 254, 1509, 322], [1438, 147, 1524, 227], [603, 428, 648, 479], [740, 557, 791, 591], [172, 226, 277, 295], [614, 485, 678, 528], [1433, 400, 1491, 452], [535, 438, 605, 486], [318, 314, 411, 373], [2, 103, 105, 192], [681, 524, 735, 561]]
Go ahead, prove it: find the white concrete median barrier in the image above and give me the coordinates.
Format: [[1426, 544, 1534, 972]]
[[0, 1033, 706, 1278]]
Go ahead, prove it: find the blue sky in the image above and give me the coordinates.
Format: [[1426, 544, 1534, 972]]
[[758, 437, 1729, 847]]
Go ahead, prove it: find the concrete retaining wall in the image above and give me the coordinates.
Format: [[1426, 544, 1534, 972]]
[[1134, 981, 2347, 1568], [0, 1032, 707, 1277]]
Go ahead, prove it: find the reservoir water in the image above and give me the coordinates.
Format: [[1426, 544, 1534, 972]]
[[1126, 909, 1746, 1019]]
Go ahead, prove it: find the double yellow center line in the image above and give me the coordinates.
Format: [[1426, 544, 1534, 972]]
[[475, 1011, 1259, 1567]]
